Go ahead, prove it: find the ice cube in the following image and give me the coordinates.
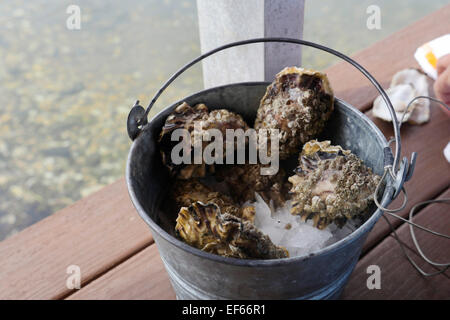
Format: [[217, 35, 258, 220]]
[[251, 193, 357, 257]]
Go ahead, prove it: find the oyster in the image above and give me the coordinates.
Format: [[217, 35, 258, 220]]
[[372, 68, 430, 124], [175, 201, 288, 259], [288, 140, 380, 229], [373, 84, 416, 122], [255, 67, 334, 159], [172, 178, 255, 223], [216, 164, 289, 209], [159, 102, 249, 179]]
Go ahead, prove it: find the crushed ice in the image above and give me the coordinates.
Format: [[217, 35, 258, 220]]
[[249, 193, 357, 257]]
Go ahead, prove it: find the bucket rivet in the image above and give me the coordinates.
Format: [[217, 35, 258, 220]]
[[127, 100, 148, 141]]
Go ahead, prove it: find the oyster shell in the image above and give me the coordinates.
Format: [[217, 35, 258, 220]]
[[288, 140, 380, 229], [391, 68, 428, 95], [175, 201, 288, 259], [172, 178, 255, 223], [255, 67, 334, 159], [159, 102, 249, 179], [373, 84, 416, 122], [391, 68, 430, 124], [372, 68, 430, 124], [216, 164, 289, 209]]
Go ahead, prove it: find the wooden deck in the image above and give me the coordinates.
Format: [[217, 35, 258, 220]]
[[1, 6, 449, 300]]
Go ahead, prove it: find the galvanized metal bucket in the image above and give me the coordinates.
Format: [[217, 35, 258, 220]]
[[125, 38, 415, 299]]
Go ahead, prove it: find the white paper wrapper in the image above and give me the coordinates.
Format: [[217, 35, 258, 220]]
[[414, 34, 450, 80]]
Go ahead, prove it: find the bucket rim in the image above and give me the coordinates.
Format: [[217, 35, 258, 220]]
[[126, 81, 393, 267]]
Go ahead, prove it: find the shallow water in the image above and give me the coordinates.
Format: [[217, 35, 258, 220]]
[[0, 0, 447, 240]]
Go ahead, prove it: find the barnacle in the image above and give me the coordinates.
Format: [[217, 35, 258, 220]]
[[288, 140, 380, 229], [172, 178, 255, 223], [216, 164, 289, 209], [255, 67, 334, 159], [175, 201, 288, 259], [159, 102, 249, 179]]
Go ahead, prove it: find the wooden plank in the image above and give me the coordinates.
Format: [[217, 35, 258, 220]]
[[341, 189, 450, 299], [68, 244, 175, 300], [361, 101, 450, 253], [70, 189, 450, 300], [326, 3, 450, 111], [0, 178, 153, 300]]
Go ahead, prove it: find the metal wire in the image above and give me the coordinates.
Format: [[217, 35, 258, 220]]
[[374, 95, 450, 277], [384, 203, 450, 239], [408, 199, 450, 261], [382, 208, 450, 277], [374, 168, 408, 213], [399, 95, 450, 129]]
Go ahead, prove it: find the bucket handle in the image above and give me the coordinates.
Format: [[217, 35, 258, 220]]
[[126, 37, 416, 202]]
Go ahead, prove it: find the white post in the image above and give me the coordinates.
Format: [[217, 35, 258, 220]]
[[197, 0, 305, 89]]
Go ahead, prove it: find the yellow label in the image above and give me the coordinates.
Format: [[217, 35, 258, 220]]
[[423, 43, 438, 68]]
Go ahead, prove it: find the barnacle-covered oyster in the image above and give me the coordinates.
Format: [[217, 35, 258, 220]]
[[175, 201, 288, 259], [255, 67, 334, 159], [288, 140, 380, 229], [172, 178, 255, 223], [372, 68, 430, 124], [159, 102, 249, 179], [216, 164, 289, 209]]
